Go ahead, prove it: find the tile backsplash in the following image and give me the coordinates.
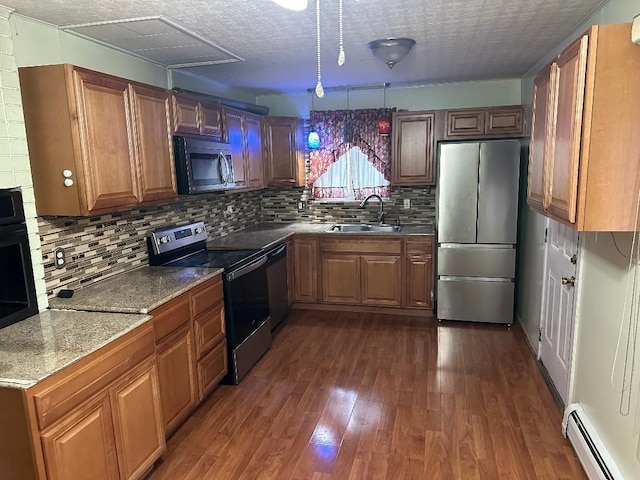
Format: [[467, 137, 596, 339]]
[[39, 186, 435, 297], [39, 191, 261, 297]]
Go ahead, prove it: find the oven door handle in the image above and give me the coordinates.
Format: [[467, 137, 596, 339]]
[[226, 255, 268, 282]]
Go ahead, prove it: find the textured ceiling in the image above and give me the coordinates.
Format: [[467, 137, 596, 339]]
[[5, 0, 607, 94]]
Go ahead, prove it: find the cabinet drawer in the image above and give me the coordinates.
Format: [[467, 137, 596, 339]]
[[191, 276, 223, 318], [321, 238, 402, 254], [197, 342, 228, 400], [33, 324, 155, 430], [405, 237, 434, 256], [151, 295, 190, 343], [193, 301, 225, 360], [438, 246, 515, 278]]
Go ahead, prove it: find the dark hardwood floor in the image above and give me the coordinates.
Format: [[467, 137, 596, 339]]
[[148, 310, 585, 479]]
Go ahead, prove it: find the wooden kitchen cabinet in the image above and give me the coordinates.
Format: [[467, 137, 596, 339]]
[[263, 116, 305, 187], [197, 341, 228, 400], [41, 393, 119, 480], [293, 236, 319, 303], [287, 239, 295, 306], [171, 93, 223, 139], [19, 64, 177, 216], [361, 255, 402, 307], [445, 106, 524, 139], [223, 107, 264, 189], [527, 23, 640, 231], [405, 238, 434, 308], [392, 111, 436, 186], [322, 254, 361, 304], [110, 361, 165, 480]]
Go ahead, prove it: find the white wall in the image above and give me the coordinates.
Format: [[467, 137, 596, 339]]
[[0, 6, 46, 310], [170, 69, 257, 104], [517, 0, 640, 477], [257, 78, 522, 117]]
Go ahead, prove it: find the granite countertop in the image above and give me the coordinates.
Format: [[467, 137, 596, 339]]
[[49, 265, 224, 314], [206, 222, 435, 251], [0, 309, 150, 389]]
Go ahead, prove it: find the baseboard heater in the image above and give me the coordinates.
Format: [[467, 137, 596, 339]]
[[563, 404, 623, 479]]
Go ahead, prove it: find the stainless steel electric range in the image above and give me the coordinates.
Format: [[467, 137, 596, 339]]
[[147, 221, 271, 384]]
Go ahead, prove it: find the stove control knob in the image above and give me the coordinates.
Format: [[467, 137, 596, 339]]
[[159, 236, 168, 244]]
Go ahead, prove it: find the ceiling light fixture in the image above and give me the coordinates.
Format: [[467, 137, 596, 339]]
[[272, 0, 308, 11], [367, 37, 416, 69]]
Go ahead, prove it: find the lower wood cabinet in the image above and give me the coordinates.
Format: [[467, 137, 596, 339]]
[[322, 254, 361, 304], [197, 341, 228, 400], [293, 236, 319, 303], [41, 393, 119, 480], [361, 255, 402, 307], [287, 239, 295, 306], [405, 238, 435, 308]]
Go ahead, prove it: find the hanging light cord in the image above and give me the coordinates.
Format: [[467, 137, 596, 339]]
[[337, 0, 345, 66], [314, 0, 324, 98]]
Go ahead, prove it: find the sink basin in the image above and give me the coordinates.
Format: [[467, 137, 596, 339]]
[[324, 224, 403, 233]]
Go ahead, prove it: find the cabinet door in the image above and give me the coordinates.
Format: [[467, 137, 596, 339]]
[[287, 239, 295, 306], [193, 300, 225, 360], [528, 64, 555, 212], [405, 255, 434, 308], [322, 254, 361, 304], [199, 101, 223, 138], [171, 94, 200, 135], [293, 238, 319, 303], [41, 393, 119, 480], [224, 110, 247, 188], [73, 68, 141, 212], [445, 109, 484, 138], [156, 326, 198, 436], [197, 341, 228, 401], [392, 112, 436, 185], [547, 35, 588, 223], [129, 84, 177, 203], [264, 117, 299, 186], [110, 362, 165, 480], [245, 113, 264, 188], [361, 255, 402, 306], [485, 106, 524, 136]]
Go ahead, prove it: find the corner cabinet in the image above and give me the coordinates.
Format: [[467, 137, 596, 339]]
[[19, 64, 177, 216], [263, 116, 305, 187], [391, 111, 436, 186], [223, 107, 264, 189], [527, 23, 640, 231]]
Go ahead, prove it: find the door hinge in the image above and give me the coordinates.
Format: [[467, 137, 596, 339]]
[[570, 254, 577, 265], [538, 327, 542, 342], [544, 228, 549, 243]]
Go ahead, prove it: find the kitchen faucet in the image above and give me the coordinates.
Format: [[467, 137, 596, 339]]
[[359, 194, 385, 224]]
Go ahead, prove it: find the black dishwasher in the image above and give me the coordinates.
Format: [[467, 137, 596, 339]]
[[266, 243, 289, 330]]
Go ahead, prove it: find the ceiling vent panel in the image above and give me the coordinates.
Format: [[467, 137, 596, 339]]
[[61, 17, 244, 68]]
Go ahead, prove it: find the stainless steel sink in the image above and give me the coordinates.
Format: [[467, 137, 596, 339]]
[[324, 224, 403, 233]]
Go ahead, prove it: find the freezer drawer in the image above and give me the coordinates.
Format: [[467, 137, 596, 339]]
[[437, 278, 514, 324], [437, 245, 516, 277]]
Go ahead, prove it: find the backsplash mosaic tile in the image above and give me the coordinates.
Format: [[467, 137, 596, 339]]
[[39, 191, 261, 297], [260, 186, 436, 225]]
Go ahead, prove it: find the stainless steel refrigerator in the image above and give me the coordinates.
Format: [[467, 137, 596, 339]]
[[436, 140, 520, 324]]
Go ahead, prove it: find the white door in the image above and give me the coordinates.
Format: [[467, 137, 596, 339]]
[[539, 218, 579, 404]]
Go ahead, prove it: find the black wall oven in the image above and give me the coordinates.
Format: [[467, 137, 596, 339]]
[[0, 189, 38, 329]]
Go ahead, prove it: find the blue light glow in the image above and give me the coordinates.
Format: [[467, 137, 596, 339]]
[[308, 131, 320, 150]]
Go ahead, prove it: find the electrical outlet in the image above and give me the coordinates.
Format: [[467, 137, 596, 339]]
[[54, 248, 66, 269], [403, 198, 411, 209], [297, 201, 306, 211], [226, 205, 234, 214]]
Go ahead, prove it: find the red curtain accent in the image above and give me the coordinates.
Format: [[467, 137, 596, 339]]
[[308, 108, 394, 200]]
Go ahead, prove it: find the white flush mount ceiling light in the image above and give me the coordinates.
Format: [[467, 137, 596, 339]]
[[367, 37, 416, 69], [272, 0, 308, 11]]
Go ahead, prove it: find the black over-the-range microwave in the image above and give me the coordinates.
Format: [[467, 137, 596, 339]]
[[173, 136, 235, 194]]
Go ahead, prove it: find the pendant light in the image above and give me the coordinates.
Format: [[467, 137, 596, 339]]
[[314, 0, 324, 98], [337, 0, 345, 66], [308, 91, 320, 150], [378, 83, 391, 135]]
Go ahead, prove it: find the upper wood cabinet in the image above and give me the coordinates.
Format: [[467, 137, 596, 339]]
[[170, 93, 223, 139], [223, 107, 264, 189], [19, 64, 177, 216], [527, 23, 640, 231], [263, 116, 305, 187], [392, 111, 436, 186], [445, 106, 525, 139]]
